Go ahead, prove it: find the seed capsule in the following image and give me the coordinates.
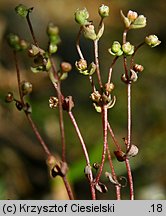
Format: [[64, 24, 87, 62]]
[[5, 92, 14, 103], [133, 64, 144, 73], [98, 4, 109, 18], [126, 145, 139, 158], [60, 62, 72, 73], [21, 81, 32, 96], [49, 96, 59, 109]]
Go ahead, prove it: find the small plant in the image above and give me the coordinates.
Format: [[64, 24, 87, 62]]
[[5, 3, 161, 200]]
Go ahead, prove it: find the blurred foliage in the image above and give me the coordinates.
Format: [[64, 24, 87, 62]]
[[0, 0, 165, 199]]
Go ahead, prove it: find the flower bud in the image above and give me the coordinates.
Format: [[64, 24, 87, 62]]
[[145, 35, 161, 48], [21, 81, 33, 96], [15, 4, 28, 18], [74, 8, 89, 25], [60, 62, 72, 73], [133, 64, 144, 73], [127, 10, 138, 22], [47, 22, 59, 36], [7, 33, 21, 51], [108, 41, 123, 56], [121, 10, 146, 29], [5, 92, 14, 103], [91, 91, 101, 103], [105, 82, 114, 93], [75, 59, 87, 71], [130, 15, 146, 29], [98, 4, 109, 18], [122, 42, 134, 55]]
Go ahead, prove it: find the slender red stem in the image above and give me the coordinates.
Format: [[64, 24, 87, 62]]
[[95, 105, 108, 184], [125, 158, 134, 200], [13, 51, 51, 156], [94, 39, 103, 89], [57, 81, 66, 162], [122, 28, 134, 200], [107, 122, 121, 151], [49, 58, 66, 162], [26, 114, 51, 156], [127, 83, 132, 150], [13, 51, 24, 105], [107, 146, 121, 200], [68, 111, 96, 200], [130, 42, 145, 68], [62, 176, 74, 200]]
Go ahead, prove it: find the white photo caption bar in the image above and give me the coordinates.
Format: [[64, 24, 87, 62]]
[[0, 200, 165, 216]]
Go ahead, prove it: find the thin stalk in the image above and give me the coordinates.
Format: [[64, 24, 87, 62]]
[[76, 26, 84, 59], [107, 146, 121, 200], [26, 10, 39, 47], [57, 82, 66, 162], [94, 39, 103, 89], [26, 114, 51, 156], [127, 83, 132, 150], [62, 176, 74, 200], [125, 158, 134, 200], [89, 76, 96, 92], [130, 42, 145, 68], [107, 122, 121, 151], [122, 27, 134, 200], [68, 111, 96, 200], [49, 58, 66, 162], [13, 51, 51, 156], [123, 28, 129, 80], [95, 105, 108, 184], [13, 51, 24, 105], [107, 56, 118, 84]]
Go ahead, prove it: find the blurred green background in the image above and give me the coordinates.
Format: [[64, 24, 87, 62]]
[[0, 0, 165, 199]]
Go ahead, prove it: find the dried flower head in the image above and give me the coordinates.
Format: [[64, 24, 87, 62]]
[[49, 96, 59, 109]]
